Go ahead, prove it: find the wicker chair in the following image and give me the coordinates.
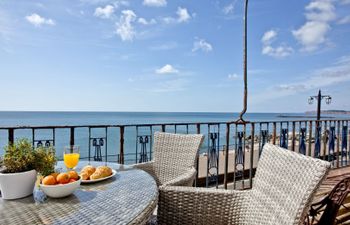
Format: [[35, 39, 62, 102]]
[[306, 175, 350, 225], [158, 143, 331, 225], [133, 132, 204, 187]]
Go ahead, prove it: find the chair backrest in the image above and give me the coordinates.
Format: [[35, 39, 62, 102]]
[[247, 143, 330, 225], [152, 132, 204, 184]]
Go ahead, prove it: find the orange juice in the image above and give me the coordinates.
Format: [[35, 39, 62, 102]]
[[63, 153, 80, 169]]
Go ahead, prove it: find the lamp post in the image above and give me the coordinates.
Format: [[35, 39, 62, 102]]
[[308, 90, 332, 121]]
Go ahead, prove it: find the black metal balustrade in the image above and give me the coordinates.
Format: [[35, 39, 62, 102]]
[[1, 119, 350, 190], [207, 130, 219, 188]]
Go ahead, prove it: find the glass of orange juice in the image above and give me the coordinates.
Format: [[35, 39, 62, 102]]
[[64, 145, 80, 170]]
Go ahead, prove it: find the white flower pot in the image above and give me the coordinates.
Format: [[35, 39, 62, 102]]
[[0, 169, 37, 200]]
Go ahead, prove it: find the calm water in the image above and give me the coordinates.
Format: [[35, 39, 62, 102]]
[[0, 111, 348, 163], [0, 111, 325, 126]]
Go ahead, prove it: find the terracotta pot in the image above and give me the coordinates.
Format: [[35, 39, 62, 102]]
[[0, 169, 37, 199]]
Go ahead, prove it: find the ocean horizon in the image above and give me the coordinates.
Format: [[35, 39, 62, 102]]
[[1, 111, 348, 127]]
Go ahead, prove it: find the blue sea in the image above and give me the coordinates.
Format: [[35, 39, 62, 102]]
[[0, 111, 348, 163], [0, 111, 324, 126]]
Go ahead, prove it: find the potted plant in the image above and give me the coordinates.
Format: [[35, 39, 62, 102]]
[[0, 139, 57, 200]]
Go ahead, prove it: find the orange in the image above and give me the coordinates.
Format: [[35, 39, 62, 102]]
[[42, 175, 56, 185], [50, 172, 59, 180], [56, 173, 70, 184], [68, 171, 79, 180]]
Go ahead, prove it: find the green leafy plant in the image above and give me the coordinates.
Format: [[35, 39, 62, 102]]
[[0, 139, 57, 176], [1, 139, 35, 173], [34, 146, 57, 176]]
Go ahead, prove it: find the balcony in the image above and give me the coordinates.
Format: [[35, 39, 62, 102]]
[[0, 117, 349, 223], [1, 118, 350, 184]]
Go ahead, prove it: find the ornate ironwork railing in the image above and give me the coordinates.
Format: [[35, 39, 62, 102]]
[[207, 129, 220, 188], [0, 118, 350, 189]]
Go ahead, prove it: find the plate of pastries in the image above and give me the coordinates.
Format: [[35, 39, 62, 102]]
[[79, 165, 116, 183]]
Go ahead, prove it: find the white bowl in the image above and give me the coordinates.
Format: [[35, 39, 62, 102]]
[[40, 178, 81, 198]]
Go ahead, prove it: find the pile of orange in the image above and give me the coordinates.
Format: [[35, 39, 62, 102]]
[[42, 171, 79, 185]]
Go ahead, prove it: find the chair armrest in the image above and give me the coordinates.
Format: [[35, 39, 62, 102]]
[[158, 186, 249, 225], [132, 161, 156, 179], [161, 167, 197, 187]]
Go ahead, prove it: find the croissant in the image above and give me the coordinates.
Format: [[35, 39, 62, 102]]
[[80, 165, 96, 180], [80, 172, 90, 180], [90, 166, 112, 180]]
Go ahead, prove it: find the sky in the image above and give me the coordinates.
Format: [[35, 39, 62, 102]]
[[0, 0, 350, 113]]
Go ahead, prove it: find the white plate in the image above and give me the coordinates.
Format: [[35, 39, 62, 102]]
[[80, 169, 117, 184]]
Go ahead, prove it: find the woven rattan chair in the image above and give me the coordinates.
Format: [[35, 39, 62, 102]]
[[133, 132, 204, 187], [158, 143, 331, 225], [307, 175, 350, 225]]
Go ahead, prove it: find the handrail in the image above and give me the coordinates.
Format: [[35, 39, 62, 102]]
[[0, 118, 349, 189]]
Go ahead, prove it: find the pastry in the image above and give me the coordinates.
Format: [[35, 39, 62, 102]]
[[90, 166, 112, 180], [80, 165, 96, 177], [80, 172, 90, 180]]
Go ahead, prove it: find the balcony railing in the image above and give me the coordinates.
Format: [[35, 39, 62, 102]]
[[0, 119, 349, 190]]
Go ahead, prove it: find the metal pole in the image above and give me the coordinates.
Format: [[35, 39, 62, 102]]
[[224, 123, 230, 189], [238, 0, 249, 123], [317, 90, 321, 121], [70, 127, 75, 146], [308, 90, 331, 122], [119, 126, 125, 164]]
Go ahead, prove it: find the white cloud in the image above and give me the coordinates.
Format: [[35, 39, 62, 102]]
[[253, 55, 350, 102], [162, 17, 176, 24], [192, 39, 213, 52], [94, 5, 115, 19], [305, 1, 336, 22], [338, 15, 350, 24], [261, 29, 293, 58], [228, 74, 239, 80], [292, 21, 330, 51], [138, 17, 157, 25], [177, 7, 191, 23], [138, 18, 147, 25], [292, 0, 336, 52], [278, 56, 350, 92], [162, 7, 193, 24], [262, 45, 294, 58], [261, 30, 277, 44], [25, 13, 55, 27], [115, 10, 137, 41], [143, 0, 167, 7], [223, 1, 236, 15], [156, 64, 179, 74]]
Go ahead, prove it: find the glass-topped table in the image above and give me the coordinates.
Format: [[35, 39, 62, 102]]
[[0, 161, 158, 225]]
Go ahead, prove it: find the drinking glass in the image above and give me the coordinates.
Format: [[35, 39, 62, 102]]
[[63, 145, 80, 170]]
